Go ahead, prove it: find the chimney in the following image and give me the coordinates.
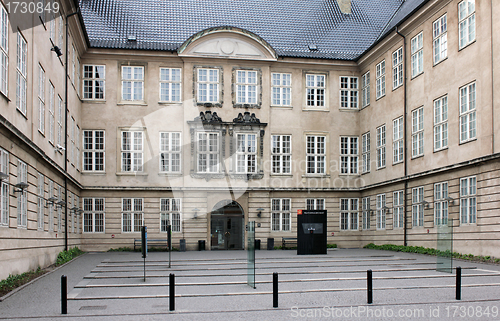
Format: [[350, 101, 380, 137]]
[[337, 0, 351, 14]]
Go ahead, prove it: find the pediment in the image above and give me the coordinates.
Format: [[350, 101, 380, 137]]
[[178, 28, 277, 61]]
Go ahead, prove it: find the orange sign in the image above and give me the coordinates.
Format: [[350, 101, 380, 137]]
[[297, 209, 302, 215]]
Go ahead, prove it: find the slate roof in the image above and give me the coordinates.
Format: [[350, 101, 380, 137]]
[[78, 0, 428, 60]]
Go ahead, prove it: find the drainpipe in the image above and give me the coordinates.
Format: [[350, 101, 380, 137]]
[[491, 0, 495, 154], [396, 26, 408, 247], [64, 8, 80, 252]]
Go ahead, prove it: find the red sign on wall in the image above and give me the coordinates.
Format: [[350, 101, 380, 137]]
[[297, 209, 302, 215]]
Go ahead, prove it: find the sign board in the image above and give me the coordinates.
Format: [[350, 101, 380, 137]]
[[297, 210, 327, 255], [141, 226, 147, 258]]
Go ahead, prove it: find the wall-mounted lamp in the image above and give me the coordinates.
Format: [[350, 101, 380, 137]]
[[382, 206, 390, 214], [70, 206, 79, 213], [256, 208, 264, 218], [192, 208, 199, 219], [13, 182, 29, 193], [51, 45, 63, 57], [0, 172, 8, 181], [445, 196, 454, 205], [56, 200, 66, 209], [369, 209, 374, 216], [55, 144, 65, 152], [77, 209, 84, 215], [422, 200, 430, 209], [46, 196, 58, 206]]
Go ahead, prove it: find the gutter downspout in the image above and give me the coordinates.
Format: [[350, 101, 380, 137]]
[[491, 0, 495, 154], [64, 9, 80, 252], [396, 26, 408, 247]]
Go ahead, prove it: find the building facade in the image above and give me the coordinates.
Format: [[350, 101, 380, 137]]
[[0, 0, 499, 279]]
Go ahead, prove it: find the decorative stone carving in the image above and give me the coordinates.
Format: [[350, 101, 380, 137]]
[[195, 111, 223, 123], [233, 112, 260, 124]]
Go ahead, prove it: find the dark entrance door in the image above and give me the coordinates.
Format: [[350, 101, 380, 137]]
[[210, 200, 244, 250]]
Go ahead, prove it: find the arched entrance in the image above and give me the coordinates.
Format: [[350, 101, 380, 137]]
[[210, 200, 244, 250]]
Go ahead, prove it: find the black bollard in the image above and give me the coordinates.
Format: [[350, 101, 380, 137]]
[[273, 272, 278, 308], [367, 270, 373, 304], [456, 266, 461, 300], [61, 275, 67, 314], [169, 273, 175, 311]]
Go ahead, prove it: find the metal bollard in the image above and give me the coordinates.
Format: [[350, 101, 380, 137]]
[[61, 275, 67, 314], [169, 273, 175, 311], [456, 266, 461, 300], [367, 270, 373, 304], [273, 272, 278, 308]]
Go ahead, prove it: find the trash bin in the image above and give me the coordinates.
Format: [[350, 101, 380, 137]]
[[180, 239, 186, 252], [255, 239, 261, 250], [198, 240, 205, 251], [267, 237, 274, 250]]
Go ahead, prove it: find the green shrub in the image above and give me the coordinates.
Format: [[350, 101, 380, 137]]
[[55, 247, 84, 266], [327, 244, 337, 248], [0, 267, 46, 297]]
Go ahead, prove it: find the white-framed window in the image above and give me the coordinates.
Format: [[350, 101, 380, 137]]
[[68, 192, 73, 233], [340, 198, 358, 230], [160, 198, 181, 232], [412, 186, 424, 227], [271, 73, 291, 106], [393, 117, 404, 164], [236, 70, 258, 104], [271, 135, 291, 175], [376, 125, 386, 169], [121, 131, 143, 172], [361, 132, 370, 173], [271, 198, 291, 232], [83, 198, 104, 233], [340, 136, 358, 174], [459, 82, 476, 143], [49, 9, 55, 41], [17, 161, 27, 228], [460, 176, 476, 224], [57, 185, 62, 232], [0, 4, 8, 95], [83, 65, 105, 100], [305, 74, 325, 108], [306, 199, 325, 210], [459, 0, 475, 49], [122, 198, 143, 232], [160, 68, 181, 102], [376, 60, 385, 99], [362, 197, 370, 230], [434, 95, 448, 151], [433, 14, 448, 64], [57, 96, 63, 147], [37, 173, 44, 231], [16, 32, 27, 115], [376, 194, 386, 230], [197, 68, 219, 103], [412, 107, 424, 157], [70, 117, 75, 165], [160, 132, 181, 173], [83, 130, 105, 172], [0, 148, 9, 226], [76, 58, 81, 97], [434, 182, 449, 226], [393, 190, 404, 228], [47, 179, 53, 232], [411, 32, 424, 78], [340, 76, 358, 109], [48, 82, 55, 144], [306, 135, 325, 174], [122, 66, 144, 101], [38, 65, 45, 134], [58, 13, 63, 50], [197, 132, 219, 173], [392, 47, 403, 89], [71, 45, 76, 82], [236, 133, 257, 173], [361, 72, 370, 108]]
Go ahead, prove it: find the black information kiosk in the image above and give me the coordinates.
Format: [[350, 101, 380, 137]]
[[297, 210, 327, 255]]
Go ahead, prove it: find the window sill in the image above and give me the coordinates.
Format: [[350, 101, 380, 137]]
[[361, 171, 370, 175], [338, 174, 360, 177], [339, 108, 359, 112], [82, 171, 106, 175], [392, 84, 403, 92], [392, 161, 403, 166], [0, 90, 10, 102], [458, 40, 476, 52], [302, 107, 329, 112], [117, 102, 148, 106], [375, 95, 385, 101], [411, 72, 424, 81], [196, 102, 222, 108], [159, 101, 183, 105], [361, 104, 370, 110], [459, 138, 477, 146], [433, 56, 448, 67], [270, 174, 293, 177], [82, 99, 107, 104], [376, 166, 386, 171], [411, 154, 424, 160], [270, 105, 293, 109], [116, 172, 148, 176], [159, 172, 183, 177], [433, 147, 448, 153], [302, 174, 330, 178], [16, 108, 28, 120]]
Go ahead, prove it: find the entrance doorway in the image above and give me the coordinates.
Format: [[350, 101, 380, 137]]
[[210, 200, 244, 250]]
